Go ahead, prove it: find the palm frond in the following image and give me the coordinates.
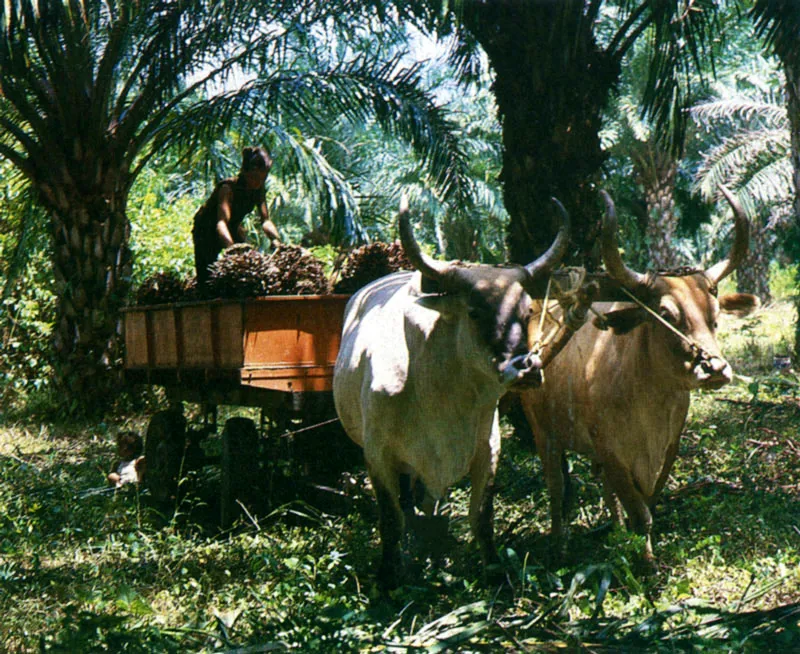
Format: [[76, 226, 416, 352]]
[[741, 157, 795, 209], [271, 126, 363, 245], [695, 127, 790, 200], [151, 57, 472, 210], [691, 99, 788, 130], [635, 0, 720, 154], [752, 0, 800, 61], [0, 167, 46, 298]]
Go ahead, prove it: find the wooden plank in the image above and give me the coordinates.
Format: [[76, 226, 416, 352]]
[[215, 303, 245, 368], [241, 364, 337, 392], [123, 310, 149, 368], [180, 304, 215, 367], [240, 296, 347, 391], [151, 308, 178, 367]]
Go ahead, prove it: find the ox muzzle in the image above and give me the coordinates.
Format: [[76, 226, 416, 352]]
[[691, 348, 732, 390], [499, 351, 544, 388]]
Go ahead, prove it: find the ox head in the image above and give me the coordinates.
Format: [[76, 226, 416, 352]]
[[398, 196, 570, 389], [599, 187, 760, 390]]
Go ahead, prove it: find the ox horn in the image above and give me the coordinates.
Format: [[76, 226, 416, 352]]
[[523, 198, 571, 280], [705, 184, 750, 285], [600, 190, 648, 290], [398, 196, 466, 291]]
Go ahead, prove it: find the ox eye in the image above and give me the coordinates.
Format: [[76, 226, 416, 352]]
[[659, 308, 678, 324]]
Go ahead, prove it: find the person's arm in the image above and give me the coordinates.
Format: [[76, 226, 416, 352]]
[[215, 184, 236, 247], [258, 198, 281, 245]]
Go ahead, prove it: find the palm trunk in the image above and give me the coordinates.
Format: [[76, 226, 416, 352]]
[[736, 217, 771, 303], [631, 145, 679, 270], [464, 3, 619, 268], [50, 201, 132, 412], [781, 57, 800, 360]]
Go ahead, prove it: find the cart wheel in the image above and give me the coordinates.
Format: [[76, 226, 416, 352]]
[[144, 409, 187, 505], [221, 417, 260, 527]]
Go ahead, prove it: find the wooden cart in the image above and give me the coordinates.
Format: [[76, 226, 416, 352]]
[[123, 294, 353, 524], [122, 271, 626, 524]]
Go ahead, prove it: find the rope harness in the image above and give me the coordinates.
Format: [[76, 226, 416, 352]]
[[614, 284, 719, 372], [528, 268, 601, 361], [528, 270, 720, 373]]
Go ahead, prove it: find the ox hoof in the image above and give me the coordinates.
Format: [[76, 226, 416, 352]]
[[483, 562, 508, 588], [378, 559, 404, 591], [637, 552, 659, 577]]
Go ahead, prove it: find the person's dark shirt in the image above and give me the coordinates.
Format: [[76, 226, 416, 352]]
[[192, 176, 266, 245]]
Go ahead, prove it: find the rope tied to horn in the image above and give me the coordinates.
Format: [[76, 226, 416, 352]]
[[528, 268, 601, 366], [613, 284, 717, 370]]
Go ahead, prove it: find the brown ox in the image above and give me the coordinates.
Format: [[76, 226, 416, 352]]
[[521, 186, 759, 565]]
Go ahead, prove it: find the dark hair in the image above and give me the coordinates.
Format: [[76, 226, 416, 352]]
[[241, 146, 273, 173], [117, 431, 143, 457]]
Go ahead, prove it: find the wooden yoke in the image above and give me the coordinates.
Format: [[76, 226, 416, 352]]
[[539, 280, 600, 369], [527, 268, 629, 370]]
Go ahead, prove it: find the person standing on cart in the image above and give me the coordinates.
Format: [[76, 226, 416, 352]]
[[192, 146, 281, 285]]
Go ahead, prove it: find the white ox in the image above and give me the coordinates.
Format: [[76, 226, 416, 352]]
[[334, 200, 570, 588], [521, 187, 759, 566]]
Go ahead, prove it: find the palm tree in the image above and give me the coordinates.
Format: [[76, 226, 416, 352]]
[[0, 0, 470, 412], [398, 0, 723, 267], [691, 69, 790, 302], [603, 39, 686, 271], [751, 0, 800, 352]]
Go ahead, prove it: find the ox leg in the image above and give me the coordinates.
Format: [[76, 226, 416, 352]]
[[399, 473, 415, 522], [525, 404, 567, 558], [369, 468, 405, 589], [594, 464, 624, 528], [653, 437, 681, 503], [600, 457, 656, 570], [539, 435, 567, 553], [469, 419, 502, 579]]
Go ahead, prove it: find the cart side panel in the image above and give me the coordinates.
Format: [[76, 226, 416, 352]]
[[241, 296, 348, 392], [214, 303, 245, 368], [180, 304, 215, 367], [152, 308, 178, 367], [124, 310, 150, 368]]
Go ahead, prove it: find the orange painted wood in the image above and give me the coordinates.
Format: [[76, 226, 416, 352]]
[[122, 295, 350, 393]]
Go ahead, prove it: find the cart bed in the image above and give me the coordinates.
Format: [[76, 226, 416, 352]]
[[123, 295, 351, 392]]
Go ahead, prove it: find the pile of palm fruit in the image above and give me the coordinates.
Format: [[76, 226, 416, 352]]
[[133, 271, 191, 305], [267, 244, 330, 295], [205, 244, 278, 299], [332, 241, 412, 294], [132, 240, 415, 305]]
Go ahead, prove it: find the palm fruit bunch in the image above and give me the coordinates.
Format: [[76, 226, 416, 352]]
[[205, 244, 278, 299], [266, 244, 330, 295], [134, 271, 189, 305], [332, 241, 413, 294], [181, 276, 200, 301]]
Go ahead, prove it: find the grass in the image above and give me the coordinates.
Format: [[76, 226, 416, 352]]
[[2, 296, 800, 652]]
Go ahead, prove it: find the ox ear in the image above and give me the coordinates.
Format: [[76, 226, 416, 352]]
[[719, 293, 760, 318], [596, 307, 647, 334]]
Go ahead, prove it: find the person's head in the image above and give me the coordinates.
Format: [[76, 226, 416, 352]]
[[240, 146, 273, 189], [116, 431, 143, 460]]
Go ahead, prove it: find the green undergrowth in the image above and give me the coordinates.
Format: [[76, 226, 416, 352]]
[[1, 302, 799, 652]]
